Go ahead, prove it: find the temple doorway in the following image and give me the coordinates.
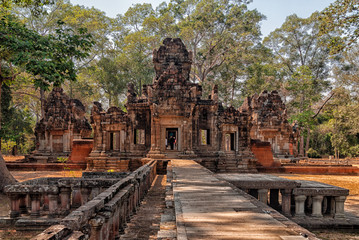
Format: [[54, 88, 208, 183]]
[[225, 133, 235, 151], [166, 128, 178, 150]]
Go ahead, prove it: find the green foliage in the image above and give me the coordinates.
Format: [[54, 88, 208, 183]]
[[2, 0, 359, 160], [57, 156, 69, 174], [320, 0, 359, 54], [346, 145, 359, 158], [0, 84, 34, 154], [1, 139, 16, 155], [307, 148, 320, 158], [57, 156, 68, 164], [0, 0, 55, 15], [0, 14, 94, 89], [264, 13, 333, 156]]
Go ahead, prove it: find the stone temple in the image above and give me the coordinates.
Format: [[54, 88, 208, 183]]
[[86, 38, 298, 172], [29, 88, 92, 163], [4, 38, 355, 240]]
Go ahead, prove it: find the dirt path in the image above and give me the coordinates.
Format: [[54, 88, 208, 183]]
[[120, 175, 167, 240]]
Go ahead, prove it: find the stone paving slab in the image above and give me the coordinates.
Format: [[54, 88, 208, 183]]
[[216, 173, 300, 189], [171, 160, 319, 240]]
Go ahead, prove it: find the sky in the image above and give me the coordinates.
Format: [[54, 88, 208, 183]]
[[69, 0, 336, 37]]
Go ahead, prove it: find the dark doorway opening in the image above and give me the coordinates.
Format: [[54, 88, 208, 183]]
[[166, 128, 178, 150]]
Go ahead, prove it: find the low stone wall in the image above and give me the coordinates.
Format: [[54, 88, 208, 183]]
[[31, 160, 157, 240], [6, 163, 87, 171], [217, 173, 351, 228], [258, 165, 359, 175]]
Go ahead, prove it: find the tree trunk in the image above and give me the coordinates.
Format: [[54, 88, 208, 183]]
[[0, 79, 17, 192], [0, 80, 2, 151], [40, 89, 45, 119], [231, 76, 235, 106], [0, 152, 17, 192], [299, 134, 304, 157], [305, 127, 310, 157]]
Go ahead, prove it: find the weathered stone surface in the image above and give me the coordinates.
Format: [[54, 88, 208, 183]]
[[29, 87, 91, 163], [242, 90, 299, 159], [29, 224, 71, 240], [293, 180, 349, 196], [217, 173, 300, 190], [171, 160, 318, 240], [88, 38, 259, 173]]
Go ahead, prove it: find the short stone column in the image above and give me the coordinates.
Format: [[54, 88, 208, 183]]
[[8, 193, 20, 218], [72, 186, 82, 208], [269, 189, 280, 209], [89, 216, 105, 240], [30, 193, 41, 218], [101, 211, 112, 240], [42, 193, 49, 211], [294, 195, 307, 217], [19, 194, 28, 214], [59, 187, 71, 213], [334, 196, 347, 219], [48, 194, 58, 218], [112, 208, 120, 240], [312, 195, 323, 218], [119, 202, 126, 234], [258, 189, 268, 204], [329, 197, 336, 216], [280, 189, 292, 216]]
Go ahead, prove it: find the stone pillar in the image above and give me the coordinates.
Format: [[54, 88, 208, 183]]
[[45, 132, 49, 152], [269, 189, 280, 209], [101, 211, 112, 240], [49, 134, 53, 152], [8, 194, 20, 218], [48, 194, 58, 218], [30, 193, 41, 218], [63, 132, 70, 152], [60, 187, 71, 213], [258, 189, 268, 204], [89, 216, 104, 240], [26, 194, 31, 213], [42, 194, 49, 211], [330, 197, 336, 216], [119, 202, 126, 234], [102, 131, 107, 152], [294, 195, 306, 217], [19, 194, 27, 214], [120, 130, 125, 152], [322, 196, 328, 214], [334, 196, 346, 219], [113, 208, 120, 240], [280, 189, 292, 216], [72, 186, 82, 208], [312, 195, 323, 218]]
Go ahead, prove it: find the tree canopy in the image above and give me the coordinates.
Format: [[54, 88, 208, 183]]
[[1, 0, 359, 162]]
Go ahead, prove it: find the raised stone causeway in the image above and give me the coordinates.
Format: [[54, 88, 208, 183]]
[[170, 160, 318, 240]]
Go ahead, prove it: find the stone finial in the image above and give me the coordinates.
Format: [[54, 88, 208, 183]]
[[153, 38, 193, 85]]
